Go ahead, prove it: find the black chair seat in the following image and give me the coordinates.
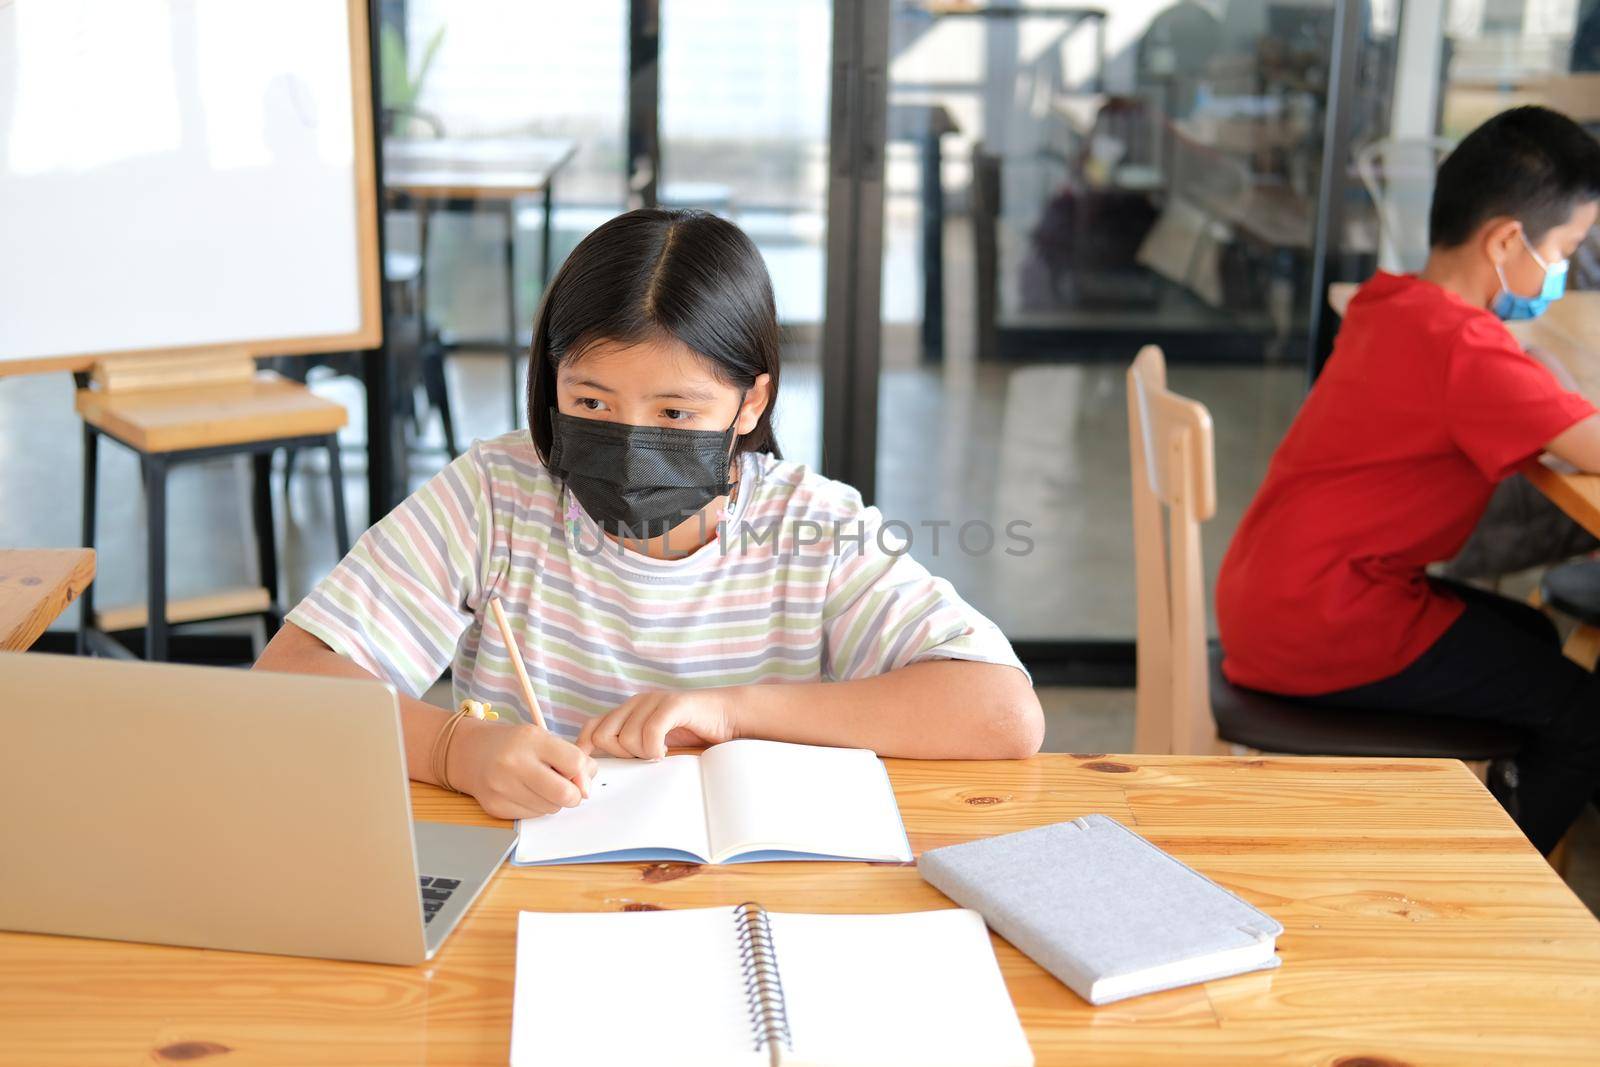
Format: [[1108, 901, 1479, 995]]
[[1209, 648, 1524, 760], [1541, 559, 1600, 627]]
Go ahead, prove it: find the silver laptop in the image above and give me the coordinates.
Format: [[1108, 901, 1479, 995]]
[[0, 650, 515, 964]]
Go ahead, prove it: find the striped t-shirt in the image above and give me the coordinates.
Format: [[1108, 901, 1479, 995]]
[[288, 431, 1025, 737]]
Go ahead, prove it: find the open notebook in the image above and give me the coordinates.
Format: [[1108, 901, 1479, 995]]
[[510, 904, 1034, 1067], [513, 739, 911, 866]]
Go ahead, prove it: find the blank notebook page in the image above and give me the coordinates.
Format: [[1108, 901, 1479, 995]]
[[510, 909, 757, 1067], [701, 741, 910, 861], [771, 909, 1033, 1067], [514, 754, 709, 863]]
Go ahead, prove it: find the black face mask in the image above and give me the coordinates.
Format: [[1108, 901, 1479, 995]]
[[547, 408, 738, 539]]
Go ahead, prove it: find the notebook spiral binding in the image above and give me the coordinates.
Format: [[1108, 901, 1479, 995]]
[[735, 902, 792, 1063]]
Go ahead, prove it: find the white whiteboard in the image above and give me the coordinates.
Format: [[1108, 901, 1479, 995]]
[[0, 0, 379, 369]]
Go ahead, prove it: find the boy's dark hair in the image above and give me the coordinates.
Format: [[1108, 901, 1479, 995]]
[[1430, 105, 1600, 248], [526, 208, 782, 463]]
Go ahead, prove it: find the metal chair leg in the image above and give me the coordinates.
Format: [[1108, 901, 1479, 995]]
[[421, 338, 459, 457], [252, 450, 281, 638], [280, 448, 298, 504], [326, 434, 351, 557], [144, 455, 169, 661], [78, 424, 98, 654], [506, 198, 521, 429]]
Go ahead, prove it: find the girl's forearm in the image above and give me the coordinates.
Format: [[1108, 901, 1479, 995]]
[[258, 625, 1044, 769], [727, 660, 1043, 759]]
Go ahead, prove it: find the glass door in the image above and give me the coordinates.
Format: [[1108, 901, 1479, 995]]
[[855, 0, 1394, 650], [656, 0, 834, 470]]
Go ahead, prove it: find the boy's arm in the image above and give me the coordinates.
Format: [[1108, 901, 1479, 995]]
[[576, 659, 1045, 761], [1545, 413, 1600, 473], [1524, 343, 1583, 393]]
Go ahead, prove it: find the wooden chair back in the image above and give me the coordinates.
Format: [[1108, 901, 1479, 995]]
[[1127, 345, 1221, 755]]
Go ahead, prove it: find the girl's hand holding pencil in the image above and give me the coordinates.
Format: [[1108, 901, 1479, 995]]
[[448, 722, 596, 820], [443, 597, 597, 821]]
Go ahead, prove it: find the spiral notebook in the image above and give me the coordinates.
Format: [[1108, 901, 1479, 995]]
[[513, 739, 911, 866], [509, 904, 1034, 1067]]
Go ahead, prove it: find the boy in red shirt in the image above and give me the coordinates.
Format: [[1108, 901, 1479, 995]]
[[1217, 106, 1600, 854]]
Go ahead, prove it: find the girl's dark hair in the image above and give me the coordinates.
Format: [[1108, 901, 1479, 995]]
[[1430, 105, 1600, 248], [527, 208, 782, 463]]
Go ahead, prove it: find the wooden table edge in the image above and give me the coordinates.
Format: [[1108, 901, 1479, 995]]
[[1523, 457, 1600, 539], [0, 548, 95, 651]]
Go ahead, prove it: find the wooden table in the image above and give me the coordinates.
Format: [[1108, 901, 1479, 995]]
[[383, 137, 578, 429], [0, 549, 94, 651], [3, 753, 1598, 1065], [1514, 292, 1600, 535]]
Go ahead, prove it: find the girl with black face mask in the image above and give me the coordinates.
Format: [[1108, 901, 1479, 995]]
[[257, 209, 1041, 821]]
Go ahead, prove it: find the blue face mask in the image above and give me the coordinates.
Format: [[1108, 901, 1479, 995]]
[[1492, 228, 1568, 321]]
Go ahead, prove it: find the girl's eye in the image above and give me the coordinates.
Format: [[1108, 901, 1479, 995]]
[[662, 408, 691, 421], [576, 397, 605, 411]]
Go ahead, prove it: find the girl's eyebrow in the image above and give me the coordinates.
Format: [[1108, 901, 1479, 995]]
[[561, 374, 714, 402]]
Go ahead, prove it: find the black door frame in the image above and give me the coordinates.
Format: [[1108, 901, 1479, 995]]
[[364, 0, 398, 521], [821, 0, 891, 506], [627, 0, 661, 211], [1307, 0, 1368, 382]]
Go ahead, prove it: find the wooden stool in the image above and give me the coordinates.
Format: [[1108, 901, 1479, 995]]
[[75, 352, 351, 661]]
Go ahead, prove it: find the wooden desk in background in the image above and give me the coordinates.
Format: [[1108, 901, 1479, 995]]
[[383, 137, 578, 429], [0, 549, 94, 651], [2, 753, 1597, 1065]]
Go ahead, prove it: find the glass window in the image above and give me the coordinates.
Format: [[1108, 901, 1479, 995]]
[[871, 1, 1390, 643]]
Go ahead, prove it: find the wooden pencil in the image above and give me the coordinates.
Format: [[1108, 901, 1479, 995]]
[[488, 595, 588, 799], [488, 596, 548, 730]]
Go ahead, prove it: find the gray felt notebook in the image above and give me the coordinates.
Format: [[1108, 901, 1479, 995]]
[[917, 815, 1282, 1005]]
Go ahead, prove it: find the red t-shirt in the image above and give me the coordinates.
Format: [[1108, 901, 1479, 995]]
[[1216, 272, 1596, 695]]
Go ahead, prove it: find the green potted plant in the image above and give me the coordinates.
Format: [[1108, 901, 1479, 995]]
[[379, 21, 445, 137]]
